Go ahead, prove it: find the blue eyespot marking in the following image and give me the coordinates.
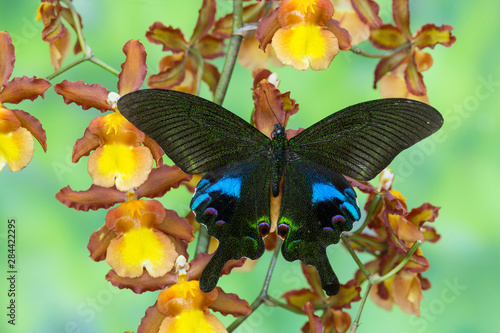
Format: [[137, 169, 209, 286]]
[[216, 220, 225, 226], [204, 207, 218, 216], [197, 178, 210, 191], [344, 188, 356, 200], [323, 227, 333, 233], [340, 203, 360, 221], [191, 193, 211, 211], [331, 215, 346, 224]]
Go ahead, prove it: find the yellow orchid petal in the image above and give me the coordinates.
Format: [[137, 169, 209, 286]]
[[106, 228, 177, 278], [88, 143, 152, 191], [0, 127, 34, 172], [272, 24, 339, 70]]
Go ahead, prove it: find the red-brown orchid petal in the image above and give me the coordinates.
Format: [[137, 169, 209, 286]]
[[392, 0, 411, 39], [239, 38, 276, 70], [323, 308, 351, 333], [202, 62, 221, 94], [324, 19, 352, 51], [391, 215, 424, 243], [142, 135, 164, 166], [328, 279, 361, 309], [333, 7, 370, 46], [107, 269, 177, 294], [302, 302, 322, 333], [41, 14, 67, 42], [256, 8, 280, 50], [391, 271, 423, 315], [146, 22, 187, 53], [88, 224, 116, 261], [373, 50, 409, 88], [187, 253, 246, 281], [190, 0, 216, 43], [421, 225, 441, 243], [405, 253, 430, 273], [252, 69, 274, 89], [48, 29, 72, 71], [264, 230, 278, 251], [407, 203, 440, 225], [413, 23, 456, 49], [54, 80, 113, 112], [369, 281, 393, 310], [286, 128, 304, 140], [378, 71, 429, 103], [196, 35, 225, 59], [405, 52, 426, 96], [0, 76, 51, 104], [137, 303, 166, 333], [0, 107, 20, 133], [302, 263, 325, 297], [213, 2, 266, 39], [345, 176, 376, 193], [157, 210, 195, 243], [118, 40, 147, 95], [253, 81, 286, 138], [211, 288, 252, 317], [383, 189, 407, 215], [72, 127, 100, 163], [370, 24, 407, 50], [135, 164, 192, 199], [55, 185, 126, 211], [186, 253, 212, 280], [11, 109, 47, 152], [350, 0, 382, 28], [282, 288, 322, 309], [147, 54, 187, 89], [0, 32, 15, 87]]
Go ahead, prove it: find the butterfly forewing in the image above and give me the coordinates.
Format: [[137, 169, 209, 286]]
[[288, 98, 444, 181], [190, 156, 272, 292], [118, 89, 270, 174]]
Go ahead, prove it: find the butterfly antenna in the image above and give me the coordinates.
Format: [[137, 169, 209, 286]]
[[263, 90, 282, 126]]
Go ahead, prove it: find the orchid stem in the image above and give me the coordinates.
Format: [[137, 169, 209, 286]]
[[341, 233, 372, 278], [349, 240, 422, 332], [213, 0, 243, 105], [45, 0, 119, 81], [350, 42, 412, 59]]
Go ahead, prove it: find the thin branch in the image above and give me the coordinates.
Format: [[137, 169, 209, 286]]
[[353, 194, 382, 235], [213, 0, 243, 105], [227, 238, 283, 332], [341, 233, 372, 278], [349, 240, 423, 332], [350, 42, 412, 59]]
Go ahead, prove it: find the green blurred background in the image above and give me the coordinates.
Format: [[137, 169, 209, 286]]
[[1, 0, 498, 332]]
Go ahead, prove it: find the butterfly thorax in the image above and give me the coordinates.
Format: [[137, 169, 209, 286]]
[[270, 124, 289, 197]]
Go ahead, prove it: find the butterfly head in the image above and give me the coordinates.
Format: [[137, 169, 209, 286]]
[[271, 123, 286, 140]]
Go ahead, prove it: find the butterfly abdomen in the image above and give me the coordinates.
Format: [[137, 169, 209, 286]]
[[270, 124, 289, 197]]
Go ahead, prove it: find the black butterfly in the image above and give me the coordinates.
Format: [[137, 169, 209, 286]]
[[117, 89, 443, 296]]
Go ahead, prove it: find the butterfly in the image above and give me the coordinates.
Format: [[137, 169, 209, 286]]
[[117, 89, 443, 296]]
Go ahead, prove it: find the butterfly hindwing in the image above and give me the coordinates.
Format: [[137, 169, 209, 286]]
[[278, 159, 361, 296], [117, 89, 270, 173], [289, 98, 444, 181], [190, 156, 272, 292]]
